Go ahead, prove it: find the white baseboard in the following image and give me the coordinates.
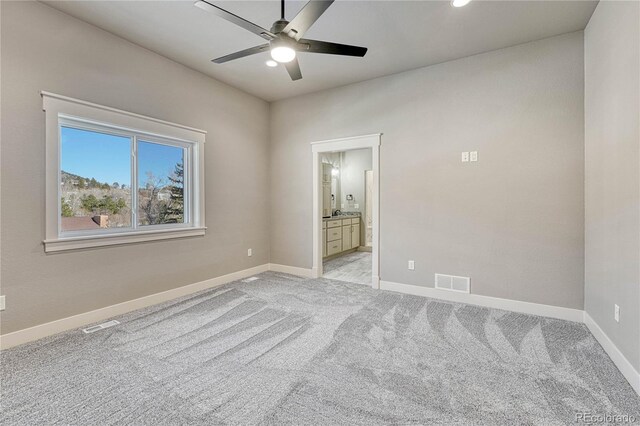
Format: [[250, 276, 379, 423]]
[[379, 280, 584, 322], [0, 264, 269, 350], [584, 312, 640, 395], [268, 263, 314, 278], [311, 266, 320, 279]]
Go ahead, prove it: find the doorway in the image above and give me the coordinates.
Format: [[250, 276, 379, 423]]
[[320, 148, 371, 285], [311, 134, 380, 288]]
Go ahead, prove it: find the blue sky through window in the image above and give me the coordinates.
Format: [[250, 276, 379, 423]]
[[61, 127, 131, 185], [138, 141, 183, 189], [61, 127, 184, 188]]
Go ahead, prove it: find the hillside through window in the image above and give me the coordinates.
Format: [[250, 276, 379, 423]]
[[61, 127, 132, 232]]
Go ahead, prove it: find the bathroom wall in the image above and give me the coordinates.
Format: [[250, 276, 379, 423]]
[[339, 149, 373, 217]]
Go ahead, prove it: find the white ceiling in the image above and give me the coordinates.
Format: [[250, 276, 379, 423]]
[[44, 0, 597, 101]]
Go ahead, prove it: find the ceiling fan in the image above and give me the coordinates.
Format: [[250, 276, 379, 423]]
[[194, 0, 368, 81]]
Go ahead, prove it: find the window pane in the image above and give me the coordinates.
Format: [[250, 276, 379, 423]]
[[60, 127, 132, 232], [137, 141, 185, 226]]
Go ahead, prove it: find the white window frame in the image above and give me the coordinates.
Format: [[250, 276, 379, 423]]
[[43, 92, 206, 252]]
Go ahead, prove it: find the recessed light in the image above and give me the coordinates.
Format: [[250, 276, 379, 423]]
[[451, 0, 471, 7], [266, 60, 278, 67]]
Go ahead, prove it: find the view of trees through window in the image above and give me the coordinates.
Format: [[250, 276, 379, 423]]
[[137, 140, 184, 226], [60, 126, 185, 233]]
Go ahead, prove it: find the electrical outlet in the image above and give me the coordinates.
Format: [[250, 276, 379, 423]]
[[247, 248, 252, 257], [461, 152, 469, 162], [614, 304, 620, 322], [0, 296, 5, 311], [470, 151, 478, 162], [354, 204, 359, 209], [408, 260, 415, 270]]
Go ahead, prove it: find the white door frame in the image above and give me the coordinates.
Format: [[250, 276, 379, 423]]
[[311, 134, 381, 289]]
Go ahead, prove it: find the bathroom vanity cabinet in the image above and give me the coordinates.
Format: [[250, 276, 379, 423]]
[[323, 216, 360, 258]]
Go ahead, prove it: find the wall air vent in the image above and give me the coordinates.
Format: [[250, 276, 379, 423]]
[[435, 274, 470, 293], [82, 320, 120, 334]]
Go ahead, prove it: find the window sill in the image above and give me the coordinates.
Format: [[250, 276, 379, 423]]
[[43, 227, 207, 253]]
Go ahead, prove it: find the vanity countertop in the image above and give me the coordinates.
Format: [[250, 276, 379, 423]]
[[323, 213, 361, 222]]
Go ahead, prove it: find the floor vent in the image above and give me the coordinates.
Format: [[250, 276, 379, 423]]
[[435, 274, 470, 293], [242, 276, 260, 283], [82, 320, 120, 334]]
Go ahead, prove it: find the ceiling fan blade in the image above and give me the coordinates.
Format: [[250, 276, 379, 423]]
[[283, 0, 334, 41], [194, 1, 276, 41], [285, 57, 302, 81], [212, 44, 270, 64], [297, 39, 367, 57]]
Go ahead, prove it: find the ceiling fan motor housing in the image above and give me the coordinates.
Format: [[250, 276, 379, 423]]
[[270, 19, 290, 34], [269, 21, 298, 53]]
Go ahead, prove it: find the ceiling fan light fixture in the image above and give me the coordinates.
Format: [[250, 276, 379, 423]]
[[203, 0, 367, 81], [270, 46, 296, 63], [266, 60, 278, 67], [451, 0, 471, 7]]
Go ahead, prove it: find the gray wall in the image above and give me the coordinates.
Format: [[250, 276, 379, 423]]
[[271, 32, 585, 309], [584, 1, 640, 371], [0, 1, 270, 334], [0, 2, 602, 337]]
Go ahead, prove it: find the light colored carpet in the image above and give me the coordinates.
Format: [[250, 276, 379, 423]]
[[1, 272, 638, 425], [323, 251, 372, 285]]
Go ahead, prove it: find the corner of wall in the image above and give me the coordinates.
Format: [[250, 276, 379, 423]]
[[266, 99, 274, 266]]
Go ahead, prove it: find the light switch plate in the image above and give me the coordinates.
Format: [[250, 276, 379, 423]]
[[247, 248, 252, 257], [614, 304, 620, 322], [470, 151, 478, 162], [408, 260, 415, 270], [461, 152, 469, 162], [0, 295, 5, 311], [354, 204, 359, 209]]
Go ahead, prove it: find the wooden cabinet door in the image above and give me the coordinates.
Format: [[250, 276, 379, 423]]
[[322, 183, 332, 218], [322, 228, 327, 257], [322, 163, 333, 183], [351, 224, 360, 249], [327, 226, 341, 242], [327, 240, 342, 256], [342, 225, 351, 251]]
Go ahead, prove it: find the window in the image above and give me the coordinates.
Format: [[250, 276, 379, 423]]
[[44, 92, 206, 252], [60, 125, 133, 232], [59, 121, 191, 234], [137, 140, 186, 226]]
